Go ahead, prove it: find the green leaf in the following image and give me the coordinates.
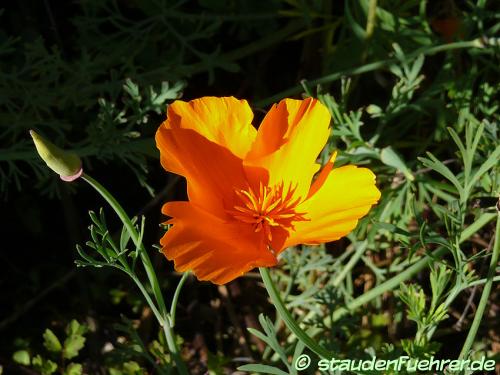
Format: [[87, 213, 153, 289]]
[[32, 355, 58, 375], [63, 335, 86, 360], [258, 314, 290, 367], [65, 320, 86, 336], [447, 127, 468, 168], [344, 1, 366, 40], [366, 104, 383, 117], [430, 264, 451, 309], [460, 213, 497, 243], [291, 340, 306, 374], [246, 328, 271, 346], [88, 211, 100, 229], [238, 364, 289, 375], [12, 350, 30, 366], [43, 329, 62, 353], [409, 54, 425, 82], [381, 146, 414, 181], [119, 222, 131, 252], [372, 222, 412, 237], [467, 144, 500, 192], [63, 321, 87, 360], [418, 153, 463, 197], [120, 361, 144, 374], [123, 79, 141, 101], [64, 363, 83, 375]]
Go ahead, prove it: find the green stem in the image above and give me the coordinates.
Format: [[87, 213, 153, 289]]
[[129, 274, 165, 324], [365, 0, 378, 39], [260, 246, 449, 358], [256, 39, 483, 107], [458, 213, 500, 360], [259, 267, 332, 359], [81, 173, 188, 375], [163, 324, 186, 375], [82, 173, 167, 313], [466, 275, 500, 288], [170, 272, 189, 327]]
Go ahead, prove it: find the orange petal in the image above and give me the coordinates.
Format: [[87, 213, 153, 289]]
[[166, 97, 257, 158], [156, 97, 256, 216], [284, 165, 381, 247], [161, 201, 278, 285], [245, 98, 331, 199]]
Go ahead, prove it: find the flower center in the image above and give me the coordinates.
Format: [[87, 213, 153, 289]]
[[227, 183, 307, 242]]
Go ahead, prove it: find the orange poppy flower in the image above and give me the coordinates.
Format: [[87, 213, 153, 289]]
[[156, 97, 381, 284]]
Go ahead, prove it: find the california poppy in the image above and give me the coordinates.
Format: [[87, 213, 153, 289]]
[[156, 97, 381, 284]]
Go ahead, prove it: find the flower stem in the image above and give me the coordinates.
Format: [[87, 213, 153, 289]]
[[458, 213, 500, 360], [129, 274, 165, 324], [260, 246, 450, 359], [81, 173, 188, 374], [365, 0, 378, 39], [259, 267, 332, 359], [82, 174, 167, 310], [170, 272, 189, 327]]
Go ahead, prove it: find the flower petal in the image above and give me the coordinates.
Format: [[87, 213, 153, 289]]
[[156, 97, 256, 216], [161, 201, 278, 284], [166, 97, 257, 158], [284, 165, 381, 247], [244, 98, 331, 199]]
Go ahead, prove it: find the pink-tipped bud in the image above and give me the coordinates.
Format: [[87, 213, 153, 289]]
[[30, 130, 83, 182]]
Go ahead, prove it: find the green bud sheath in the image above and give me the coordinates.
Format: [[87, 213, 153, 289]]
[[30, 130, 82, 181]]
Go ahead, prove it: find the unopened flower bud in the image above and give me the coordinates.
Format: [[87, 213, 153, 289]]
[[30, 130, 82, 181]]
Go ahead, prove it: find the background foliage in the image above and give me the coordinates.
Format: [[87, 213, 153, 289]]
[[1, 0, 499, 374]]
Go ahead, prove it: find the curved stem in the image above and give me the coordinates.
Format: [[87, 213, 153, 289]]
[[170, 272, 189, 327], [458, 213, 500, 360], [81, 173, 188, 375], [82, 173, 167, 312], [259, 267, 332, 359]]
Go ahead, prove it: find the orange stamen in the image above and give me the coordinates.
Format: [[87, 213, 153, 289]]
[[227, 182, 308, 242]]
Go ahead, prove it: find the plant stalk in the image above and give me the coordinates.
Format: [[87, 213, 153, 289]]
[[259, 267, 332, 359], [260, 246, 450, 359], [458, 213, 500, 360], [170, 272, 189, 327], [81, 173, 188, 374]]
